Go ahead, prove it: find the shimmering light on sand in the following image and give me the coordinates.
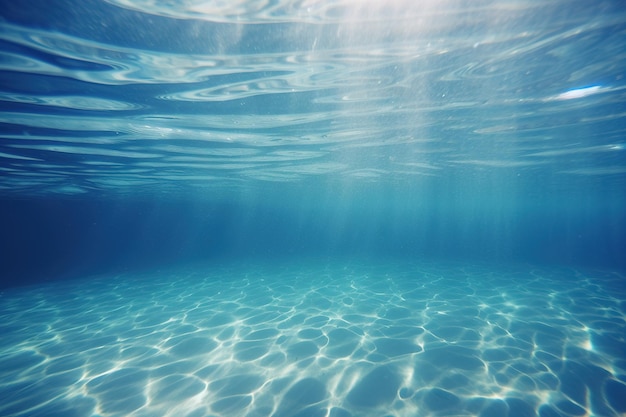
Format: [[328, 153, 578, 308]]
[[1, 262, 625, 417]]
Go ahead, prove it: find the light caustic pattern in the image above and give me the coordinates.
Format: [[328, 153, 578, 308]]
[[0, 262, 625, 417]]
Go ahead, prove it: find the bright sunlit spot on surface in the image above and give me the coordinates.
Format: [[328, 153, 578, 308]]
[[553, 85, 603, 101]]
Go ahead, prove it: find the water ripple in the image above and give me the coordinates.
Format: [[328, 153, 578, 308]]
[[104, 0, 571, 24], [1, 93, 139, 111], [0, 1, 625, 195]]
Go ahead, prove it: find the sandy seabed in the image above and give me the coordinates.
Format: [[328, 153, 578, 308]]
[[1, 261, 625, 417]]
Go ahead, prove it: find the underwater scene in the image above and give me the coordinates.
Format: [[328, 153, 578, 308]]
[[1, 1, 625, 416]]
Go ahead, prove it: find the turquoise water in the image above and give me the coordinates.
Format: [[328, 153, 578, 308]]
[[1, 1, 626, 416], [2, 262, 626, 416]]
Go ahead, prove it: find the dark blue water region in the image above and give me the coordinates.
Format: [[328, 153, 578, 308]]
[[0, 262, 625, 417], [1, 190, 625, 288]]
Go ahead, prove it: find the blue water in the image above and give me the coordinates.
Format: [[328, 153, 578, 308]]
[[1, 1, 626, 416]]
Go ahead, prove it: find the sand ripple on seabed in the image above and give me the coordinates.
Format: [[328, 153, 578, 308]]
[[0, 263, 625, 417]]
